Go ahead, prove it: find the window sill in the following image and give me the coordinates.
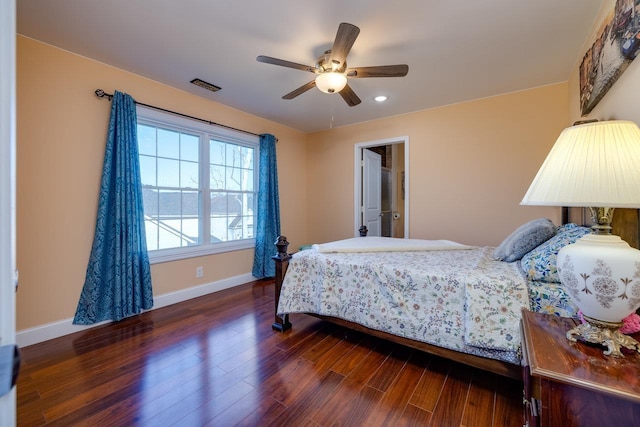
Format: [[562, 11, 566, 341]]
[[148, 239, 255, 264]]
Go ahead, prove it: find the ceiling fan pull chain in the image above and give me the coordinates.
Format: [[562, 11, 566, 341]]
[[330, 98, 335, 129]]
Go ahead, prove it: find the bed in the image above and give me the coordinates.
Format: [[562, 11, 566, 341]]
[[270, 214, 637, 379]]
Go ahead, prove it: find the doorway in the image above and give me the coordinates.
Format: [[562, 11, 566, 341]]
[[354, 137, 409, 238]]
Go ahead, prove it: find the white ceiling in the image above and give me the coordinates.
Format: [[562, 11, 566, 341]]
[[17, 0, 603, 133]]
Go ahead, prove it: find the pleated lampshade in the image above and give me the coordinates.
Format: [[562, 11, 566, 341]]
[[521, 120, 640, 208]]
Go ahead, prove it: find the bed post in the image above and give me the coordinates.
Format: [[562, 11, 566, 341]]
[[272, 236, 292, 332]]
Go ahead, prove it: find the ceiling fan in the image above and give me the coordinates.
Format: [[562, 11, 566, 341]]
[[256, 23, 409, 106]]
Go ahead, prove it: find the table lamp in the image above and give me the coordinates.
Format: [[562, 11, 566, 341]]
[[521, 120, 640, 357]]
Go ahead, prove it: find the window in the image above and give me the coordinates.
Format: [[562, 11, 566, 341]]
[[137, 107, 259, 263]]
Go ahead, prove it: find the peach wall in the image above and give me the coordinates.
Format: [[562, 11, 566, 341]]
[[16, 35, 577, 335], [305, 85, 566, 246], [16, 36, 308, 330]]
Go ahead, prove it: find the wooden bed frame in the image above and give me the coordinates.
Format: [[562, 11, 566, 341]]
[[270, 209, 640, 380]]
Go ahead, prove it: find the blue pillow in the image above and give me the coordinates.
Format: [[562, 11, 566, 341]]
[[493, 218, 556, 262], [520, 223, 591, 282]]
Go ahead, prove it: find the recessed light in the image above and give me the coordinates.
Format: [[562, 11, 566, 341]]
[[374, 95, 388, 102]]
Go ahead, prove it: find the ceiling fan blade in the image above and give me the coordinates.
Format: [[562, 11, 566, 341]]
[[339, 84, 361, 107], [282, 80, 316, 99], [329, 23, 360, 69], [256, 55, 318, 73], [346, 64, 409, 78]]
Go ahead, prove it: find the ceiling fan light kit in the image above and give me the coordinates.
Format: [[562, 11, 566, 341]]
[[315, 72, 347, 94], [257, 22, 408, 107]]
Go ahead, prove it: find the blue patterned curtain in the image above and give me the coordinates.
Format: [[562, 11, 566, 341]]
[[74, 91, 153, 325], [252, 133, 281, 278]]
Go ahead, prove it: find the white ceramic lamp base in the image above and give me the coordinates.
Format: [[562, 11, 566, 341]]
[[557, 234, 640, 357]]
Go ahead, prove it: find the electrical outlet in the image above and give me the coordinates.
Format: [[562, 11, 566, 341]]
[[196, 266, 203, 278]]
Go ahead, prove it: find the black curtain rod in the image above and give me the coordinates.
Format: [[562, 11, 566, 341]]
[[94, 89, 262, 138]]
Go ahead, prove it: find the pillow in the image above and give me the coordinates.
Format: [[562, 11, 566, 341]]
[[493, 218, 557, 262], [520, 223, 591, 282], [555, 222, 584, 234]]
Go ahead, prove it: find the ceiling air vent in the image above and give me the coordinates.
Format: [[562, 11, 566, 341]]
[[190, 78, 221, 92]]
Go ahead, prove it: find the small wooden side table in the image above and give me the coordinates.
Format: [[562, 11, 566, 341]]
[[521, 310, 640, 427]]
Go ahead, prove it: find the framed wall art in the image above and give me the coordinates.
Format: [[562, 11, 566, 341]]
[[579, 0, 639, 115]]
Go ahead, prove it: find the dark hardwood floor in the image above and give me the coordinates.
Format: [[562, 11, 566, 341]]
[[17, 280, 524, 426]]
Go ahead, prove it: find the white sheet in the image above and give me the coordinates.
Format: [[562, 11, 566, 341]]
[[312, 236, 472, 253]]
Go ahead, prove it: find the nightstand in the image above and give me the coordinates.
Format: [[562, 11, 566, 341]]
[[521, 310, 640, 427]]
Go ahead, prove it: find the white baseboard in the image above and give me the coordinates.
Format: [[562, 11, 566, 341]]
[[16, 272, 255, 348]]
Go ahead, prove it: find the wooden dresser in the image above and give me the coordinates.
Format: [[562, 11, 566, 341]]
[[521, 310, 640, 427]]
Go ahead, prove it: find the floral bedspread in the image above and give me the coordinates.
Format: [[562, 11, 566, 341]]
[[277, 246, 530, 364]]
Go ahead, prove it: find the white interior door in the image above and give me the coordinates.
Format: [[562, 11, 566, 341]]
[[0, 0, 17, 424], [354, 137, 409, 239], [362, 149, 382, 236]]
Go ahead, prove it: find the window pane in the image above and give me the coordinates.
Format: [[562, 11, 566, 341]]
[[223, 192, 253, 242], [158, 128, 180, 158], [142, 188, 159, 251], [243, 169, 254, 192], [242, 146, 254, 169], [226, 166, 241, 191], [181, 133, 199, 162], [158, 224, 183, 249], [157, 158, 180, 188], [210, 216, 228, 243], [182, 190, 199, 216], [138, 124, 156, 156], [158, 189, 180, 217], [181, 191, 200, 246], [180, 160, 199, 188], [227, 144, 240, 168], [210, 139, 225, 165], [210, 164, 225, 189], [181, 217, 199, 246], [243, 193, 254, 216], [229, 215, 254, 240], [210, 191, 229, 242], [210, 191, 227, 215], [156, 190, 183, 249], [139, 155, 156, 187], [244, 216, 255, 238], [144, 220, 159, 251], [142, 188, 159, 217], [228, 193, 243, 214], [228, 215, 243, 240]]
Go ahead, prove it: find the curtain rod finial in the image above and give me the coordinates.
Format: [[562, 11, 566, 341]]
[[95, 89, 113, 100]]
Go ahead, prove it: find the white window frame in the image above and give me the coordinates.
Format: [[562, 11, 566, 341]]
[[137, 106, 259, 264]]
